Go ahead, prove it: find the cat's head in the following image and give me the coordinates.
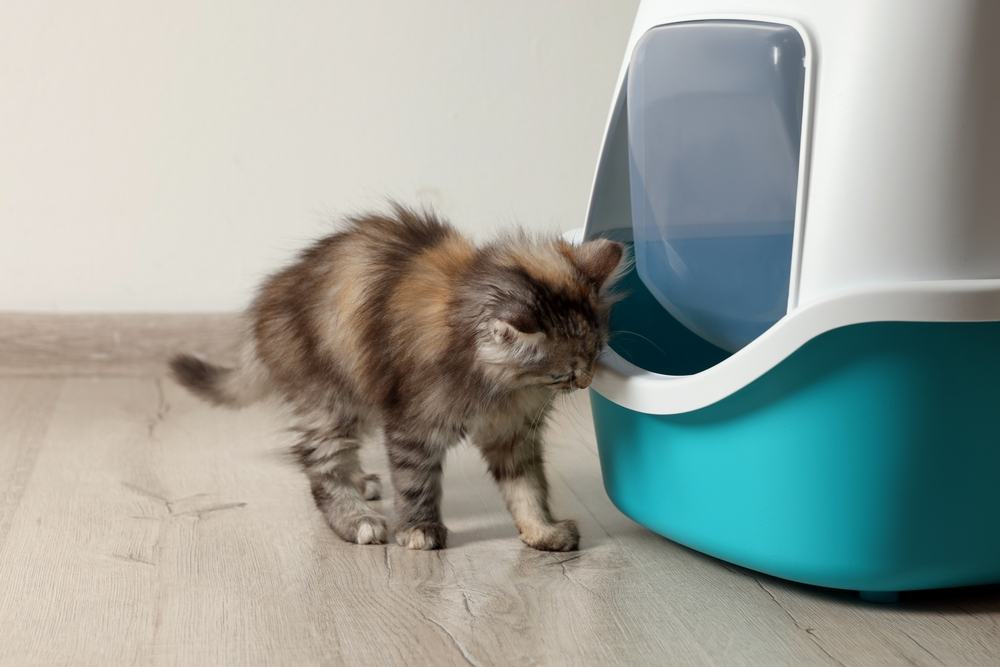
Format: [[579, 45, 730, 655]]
[[472, 236, 626, 391]]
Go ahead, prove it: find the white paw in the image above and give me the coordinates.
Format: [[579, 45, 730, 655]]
[[520, 519, 580, 552], [354, 516, 388, 545], [395, 522, 448, 550]]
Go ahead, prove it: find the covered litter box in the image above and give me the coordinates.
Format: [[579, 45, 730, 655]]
[[584, 0, 1000, 599]]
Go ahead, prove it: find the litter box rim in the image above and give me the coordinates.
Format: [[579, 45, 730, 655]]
[[592, 279, 1000, 415]]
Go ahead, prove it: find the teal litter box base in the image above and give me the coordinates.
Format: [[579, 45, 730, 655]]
[[591, 321, 1000, 594]]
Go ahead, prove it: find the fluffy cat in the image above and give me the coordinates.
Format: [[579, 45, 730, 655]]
[[171, 204, 624, 551]]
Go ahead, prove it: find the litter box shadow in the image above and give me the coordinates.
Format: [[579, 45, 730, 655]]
[[690, 542, 1000, 612]]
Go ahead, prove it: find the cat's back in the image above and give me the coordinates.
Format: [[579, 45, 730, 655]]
[[346, 206, 457, 258], [251, 206, 475, 402]]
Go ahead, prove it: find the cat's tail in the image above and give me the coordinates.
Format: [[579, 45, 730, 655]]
[[169, 346, 272, 408]]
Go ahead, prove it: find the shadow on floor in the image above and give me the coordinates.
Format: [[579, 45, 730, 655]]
[[695, 545, 1000, 613]]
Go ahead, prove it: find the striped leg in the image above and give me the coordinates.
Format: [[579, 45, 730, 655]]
[[292, 415, 386, 545], [477, 428, 579, 552], [385, 432, 448, 550]]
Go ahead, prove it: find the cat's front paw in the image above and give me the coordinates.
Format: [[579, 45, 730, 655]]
[[396, 522, 448, 550], [341, 514, 388, 545], [520, 519, 579, 552]]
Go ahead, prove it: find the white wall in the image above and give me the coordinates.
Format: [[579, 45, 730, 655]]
[[0, 1, 637, 312]]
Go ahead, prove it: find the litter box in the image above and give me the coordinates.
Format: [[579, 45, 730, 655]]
[[582, 0, 1000, 600]]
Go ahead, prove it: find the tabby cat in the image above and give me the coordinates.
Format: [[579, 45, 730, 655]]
[[171, 205, 624, 551]]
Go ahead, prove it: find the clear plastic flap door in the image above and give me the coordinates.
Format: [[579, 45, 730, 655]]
[[628, 20, 806, 352]]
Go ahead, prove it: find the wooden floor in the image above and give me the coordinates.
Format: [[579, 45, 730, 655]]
[[1, 314, 999, 666]]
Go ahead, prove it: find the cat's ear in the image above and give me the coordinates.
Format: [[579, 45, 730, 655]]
[[490, 320, 523, 345], [572, 239, 625, 289], [479, 316, 544, 365], [490, 310, 543, 346]]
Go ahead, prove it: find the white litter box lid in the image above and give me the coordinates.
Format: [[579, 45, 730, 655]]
[[580, 0, 1000, 414]]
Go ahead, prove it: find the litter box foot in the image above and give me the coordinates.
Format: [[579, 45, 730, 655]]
[[859, 591, 899, 603]]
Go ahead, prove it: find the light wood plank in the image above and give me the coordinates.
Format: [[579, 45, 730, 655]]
[[0, 378, 64, 550]]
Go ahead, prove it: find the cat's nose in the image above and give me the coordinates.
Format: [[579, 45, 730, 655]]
[[573, 370, 592, 389]]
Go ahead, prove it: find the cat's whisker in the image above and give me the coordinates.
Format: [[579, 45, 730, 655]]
[[610, 329, 669, 357], [527, 393, 556, 440]]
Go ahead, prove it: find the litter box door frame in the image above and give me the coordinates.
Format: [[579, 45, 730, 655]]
[[584, 12, 816, 312]]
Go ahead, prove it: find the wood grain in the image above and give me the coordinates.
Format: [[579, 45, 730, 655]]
[[0, 314, 997, 666], [0, 313, 240, 377]]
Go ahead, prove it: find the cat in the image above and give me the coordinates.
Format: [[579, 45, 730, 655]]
[[170, 204, 624, 551]]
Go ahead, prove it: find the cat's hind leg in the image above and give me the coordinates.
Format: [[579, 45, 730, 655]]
[[292, 408, 387, 545], [385, 428, 450, 550]]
